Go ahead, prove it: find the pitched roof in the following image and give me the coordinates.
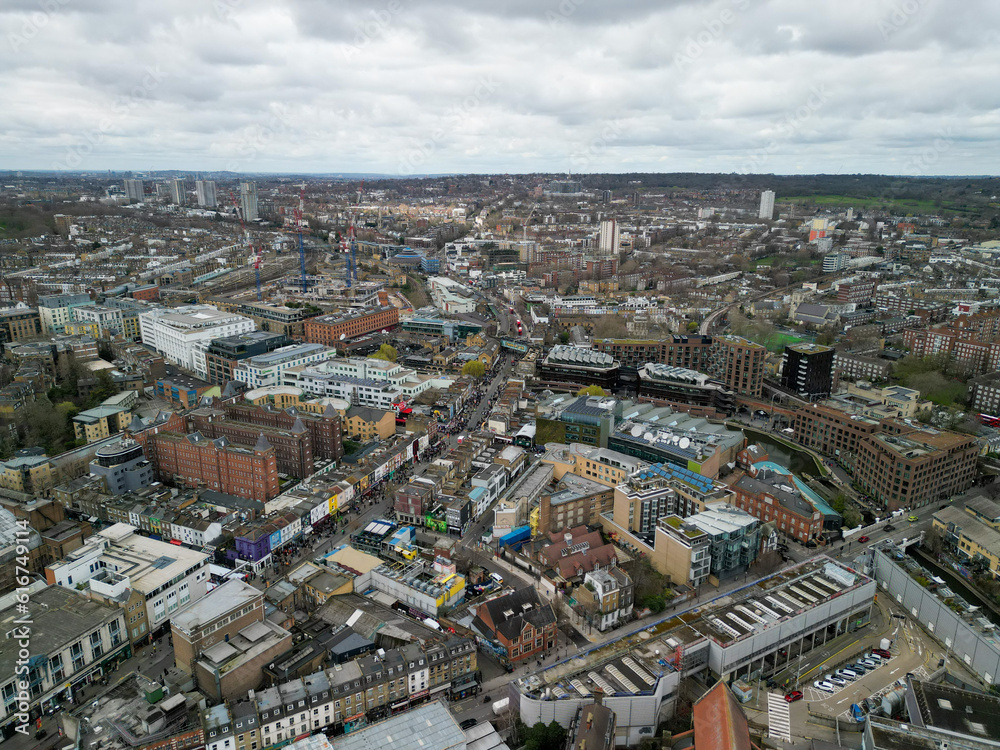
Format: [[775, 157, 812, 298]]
[[692, 681, 753, 750], [255, 432, 272, 452], [473, 587, 555, 642]]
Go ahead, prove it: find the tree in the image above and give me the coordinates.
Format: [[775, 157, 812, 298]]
[[923, 526, 945, 556], [86, 369, 118, 408], [21, 398, 74, 454], [368, 343, 398, 363], [686, 320, 699, 332], [753, 548, 784, 576], [461, 360, 486, 379], [841, 506, 863, 529], [522, 721, 567, 750], [577, 385, 607, 397], [558, 331, 570, 344]]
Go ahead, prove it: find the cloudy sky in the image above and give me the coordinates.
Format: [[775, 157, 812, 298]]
[[1, 0, 996, 175]]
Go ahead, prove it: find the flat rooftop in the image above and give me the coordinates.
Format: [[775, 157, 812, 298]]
[[515, 557, 870, 696], [49, 523, 208, 594], [328, 700, 465, 750], [170, 578, 261, 635], [0, 585, 123, 680]]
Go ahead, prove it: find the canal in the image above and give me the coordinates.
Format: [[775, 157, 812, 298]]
[[908, 546, 1000, 629], [740, 425, 825, 477]]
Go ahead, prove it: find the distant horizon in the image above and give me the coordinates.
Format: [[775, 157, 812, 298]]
[[4, 3, 996, 175], [4, 170, 999, 180]]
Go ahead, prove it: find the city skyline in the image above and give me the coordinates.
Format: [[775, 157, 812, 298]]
[[0, 1, 996, 175]]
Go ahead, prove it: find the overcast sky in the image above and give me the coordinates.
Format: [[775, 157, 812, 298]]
[[1, 0, 996, 176]]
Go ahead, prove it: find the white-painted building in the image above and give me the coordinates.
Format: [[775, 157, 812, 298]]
[[45, 523, 210, 639], [233, 343, 336, 389], [138, 305, 255, 376]]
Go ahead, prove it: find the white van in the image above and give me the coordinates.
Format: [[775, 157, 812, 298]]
[[490, 572, 504, 585]]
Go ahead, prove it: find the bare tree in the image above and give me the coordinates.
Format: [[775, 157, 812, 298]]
[[753, 549, 784, 575]]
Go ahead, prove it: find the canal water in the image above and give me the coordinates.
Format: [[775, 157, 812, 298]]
[[908, 547, 1000, 630], [740, 426, 824, 476]]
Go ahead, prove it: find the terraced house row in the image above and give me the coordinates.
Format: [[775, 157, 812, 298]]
[[202, 635, 477, 750]]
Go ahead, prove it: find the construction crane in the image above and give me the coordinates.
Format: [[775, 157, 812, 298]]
[[231, 191, 262, 300], [295, 183, 307, 294], [340, 181, 363, 288]]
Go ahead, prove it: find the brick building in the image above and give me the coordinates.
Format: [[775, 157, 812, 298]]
[[395, 477, 438, 524], [171, 579, 265, 674], [791, 403, 882, 468], [836, 276, 879, 305], [472, 587, 557, 664], [0, 306, 42, 343], [153, 431, 281, 502], [126, 410, 188, 475], [833, 350, 893, 382], [855, 424, 978, 512], [731, 466, 824, 544], [222, 402, 342, 461], [156, 373, 216, 409], [594, 334, 766, 398], [189, 408, 314, 479], [303, 306, 399, 346], [538, 483, 614, 537], [970, 372, 1000, 415], [129, 284, 160, 301], [903, 310, 1000, 375], [709, 335, 766, 398]]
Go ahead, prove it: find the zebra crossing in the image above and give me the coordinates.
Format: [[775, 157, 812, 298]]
[[767, 692, 792, 743]]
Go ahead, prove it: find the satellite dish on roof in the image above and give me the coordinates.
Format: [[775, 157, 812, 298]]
[[679, 437, 690, 450], [643, 432, 654, 442], [672, 436, 679, 444], [630, 425, 643, 438]]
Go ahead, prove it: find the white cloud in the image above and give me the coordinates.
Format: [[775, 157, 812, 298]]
[[0, 0, 996, 174]]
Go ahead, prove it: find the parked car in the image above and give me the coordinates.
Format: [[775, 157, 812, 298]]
[[826, 674, 847, 686], [837, 668, 859, 680], [873, 648, 892, 659], [857, 535, 870, 543], [860, 658, 880, 669], [884, 524, 895, 532], [814, 680, 836, 693], [460, 719, 478, 730], [866, 652, 884, 662], [849, 663, 868, 674], [785, 691, 804, 703]]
